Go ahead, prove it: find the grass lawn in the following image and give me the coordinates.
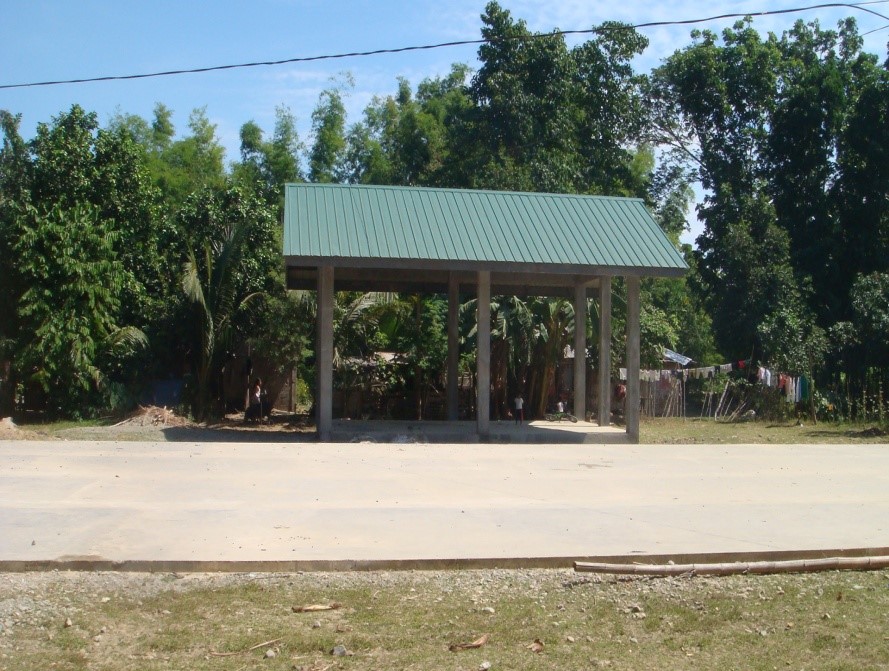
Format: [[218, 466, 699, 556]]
[[640, 417, 887, 444], [2, 569, 888, 671]]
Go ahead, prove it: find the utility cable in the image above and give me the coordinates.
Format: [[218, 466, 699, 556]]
[[1, 1, 886, 90]]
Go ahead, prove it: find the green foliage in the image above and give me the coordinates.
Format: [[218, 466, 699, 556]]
[[13, 203, 143, 415], [3, 4, 883, 421], [178, 185, 279, 420], [649, 15, 887, 409], [232, 106, 303, 213], [309, 82, 350, 183], [464, 2, 649, 195], [341, 66, 473, 188], [0, 111, 31, 399], [248, 293, 314, 379], [832, 273, 889, 374], [127, 105, 227, 208]]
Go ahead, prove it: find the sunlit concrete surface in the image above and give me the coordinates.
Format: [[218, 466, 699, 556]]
[[1, 440, 887, 566]]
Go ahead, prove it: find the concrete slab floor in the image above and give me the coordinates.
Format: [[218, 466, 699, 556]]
[[1, 441, 888, 569]]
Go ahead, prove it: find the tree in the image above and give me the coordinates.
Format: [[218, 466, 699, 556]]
[[0, 106, 163, 414], [13, 203, 144, 416], [464, 2, 648, 195], [767, 19, 884, 327], [649, 22, 800, 361], [309, 82, 350, 183], [833, 56, 888, 290], [382, 294, 448, 419], [25, 106, 165, 331], [490, 296, 533, 419], [758, 291, 828, 422], [525, 297, 575, 418], [182, 219, 259, 421], [144, 106, 226, 208], [342, 66, 472, 187], [0, 111, 31, 414], [232, 106, 303, 213], [175, 183, 281, 420]]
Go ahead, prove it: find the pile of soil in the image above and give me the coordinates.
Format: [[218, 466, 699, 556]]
[[0, 417, 43, 441], [0, 417, 19, 440], [110, 405, 193, 429]]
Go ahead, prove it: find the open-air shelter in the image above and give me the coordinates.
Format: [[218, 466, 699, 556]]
[[283, 184, 687, 442]]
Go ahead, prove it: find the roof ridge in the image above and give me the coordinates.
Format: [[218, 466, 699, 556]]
[[284, 183, 644, 203]]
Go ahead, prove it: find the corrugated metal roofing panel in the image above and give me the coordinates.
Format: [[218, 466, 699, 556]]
[[284, 184, 687, 274]]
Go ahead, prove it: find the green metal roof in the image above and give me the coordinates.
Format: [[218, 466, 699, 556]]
[[283, 184, 687, 277]]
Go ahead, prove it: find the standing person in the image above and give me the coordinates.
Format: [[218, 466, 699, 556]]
[[514, 393, 524, 425], [246, 378, 263, 422]]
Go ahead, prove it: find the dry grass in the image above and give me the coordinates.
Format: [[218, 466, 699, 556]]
[[2, 569, 888, 670], [641, 417, 888, 444]]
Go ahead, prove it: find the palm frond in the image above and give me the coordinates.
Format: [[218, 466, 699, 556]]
[[105, 326, 149, 352]]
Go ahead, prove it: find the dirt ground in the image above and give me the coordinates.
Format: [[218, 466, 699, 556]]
[[0, 407, 316, 443], [2, 409, 886, 444]]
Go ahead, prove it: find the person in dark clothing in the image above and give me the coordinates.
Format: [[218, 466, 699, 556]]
[[245, 378, 268, 422]]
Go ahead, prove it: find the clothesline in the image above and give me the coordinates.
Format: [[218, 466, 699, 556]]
[[619, 361, 811, 403]]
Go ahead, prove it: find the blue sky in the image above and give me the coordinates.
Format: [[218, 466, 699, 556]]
[[2, 0, 887, 244]]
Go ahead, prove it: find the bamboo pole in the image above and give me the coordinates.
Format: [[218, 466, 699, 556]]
[[575, 556, 889, 577], [714, 381, 730, 419]]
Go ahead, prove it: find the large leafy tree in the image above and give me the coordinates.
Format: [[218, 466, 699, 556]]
[[0, 112, 31, 414], [767, 19, 885, 327], [114, 104, 226, 209], [463, 2, 648, 195], [649, 21, 792, 360], [13, 203, 144, 415], [0, 114, 30, 348], [1, 106, 161, 415], [29, 106, 164, 329], [650, 16, 886, 396], [833, 57, 889, 292]]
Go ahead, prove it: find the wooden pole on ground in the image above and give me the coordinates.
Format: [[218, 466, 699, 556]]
[[575, 556, 889, 577]]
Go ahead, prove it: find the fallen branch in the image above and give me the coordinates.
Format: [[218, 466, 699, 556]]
[[209, 637, 282, 657], [292, 602, 342, 613], [575, 556, 889, 577], [449, 633, 490, 652]]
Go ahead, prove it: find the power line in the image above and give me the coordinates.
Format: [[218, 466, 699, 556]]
[[1, 1, 887, 91], [861, 22, 889, 34]]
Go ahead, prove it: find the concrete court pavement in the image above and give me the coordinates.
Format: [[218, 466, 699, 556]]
[[1, 439, 888, 570]]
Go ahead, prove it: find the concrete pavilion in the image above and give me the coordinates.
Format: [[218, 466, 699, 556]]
[[283, 184, 687, 442]]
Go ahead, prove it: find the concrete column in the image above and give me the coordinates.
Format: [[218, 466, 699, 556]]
[[573, 284, 587, 421], [626, 275, 641, 443], [447, 274, 459, 421], [316, 266, 334, 441], [476, 270, 491, 437], [598, 276, 612, 426]]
